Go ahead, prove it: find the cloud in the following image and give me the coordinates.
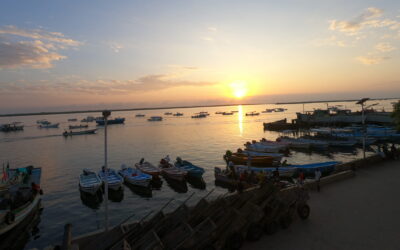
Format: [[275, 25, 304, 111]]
[[375, 42, 396, 52], [0, 71, 217, 95], [109, 42, 123, 53], [208, 27, 217, 32], [0, 25, 80, 69], [201, 37, 214, 42], [329, 7, 385, 34], [312, 36, 347, 47], [356, 55, 390, 65]]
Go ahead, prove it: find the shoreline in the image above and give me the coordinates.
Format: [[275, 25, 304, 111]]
[[1, 97, 398, 118]]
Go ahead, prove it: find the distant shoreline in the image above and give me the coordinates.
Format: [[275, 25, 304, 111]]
[[1, 97, 398, 118]]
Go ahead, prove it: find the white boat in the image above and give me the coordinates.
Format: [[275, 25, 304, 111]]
[[239, 150, 284, 161], [277, 137, 311, 149], [98, 169, 123, 191], [63, 129, 97, 136], [245, 142, 286, 153], [79, 169, 102, 195], [39, 123, 59, 128], [119, 164, 152, 187], [148, 116, 163, 121], [233, 165, 297, 177], [173, 112, 183, 116], [81, 116, 95, 122]]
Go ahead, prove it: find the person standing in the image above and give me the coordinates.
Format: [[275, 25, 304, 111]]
[[315, 168, 322, 192]]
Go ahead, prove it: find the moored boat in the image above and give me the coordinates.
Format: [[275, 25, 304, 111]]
[[289, 161, 340, 175], [63, 129, 97, 136], [118, 164, 152, 187], [164, 112, 173, 115], [68, 118, 78, 122], [96, 117, 125, 125], [233, 165, 297, 177], [147, 116, 163, 121], [159, 157, 187, 181], [98, 168, 123, 190], [224, 153, 275, 166], [135, 114, 145, 117], [135, 160, 161, 178], [237, 149, 284, 161], [191, 113, 207, 118], [214, 167, 237, 186], [245, 111, 260, 116], [245, 141, 286, 153], [39, 123, 59, 128], [174, 157, 205, 178], [79, 169, 102, 195], [69, 124, 89, 129], [173, 112, 184, 116], [0, 123, 24, 132]]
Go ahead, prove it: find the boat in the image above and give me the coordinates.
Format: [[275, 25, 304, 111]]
[[147, 116, 163, 121], [174, 158, 205, 178], [98, 168, 123, 190], [214, 167, 237, 186], [135, 161, 161, 178], [118, 164, 152, 187], [0, 123, 24, 132], [63, 129, 97, 136], [234, 149, 283, 161], [215, 111, 224, 114], [276, 137, 311, 149], [68, 118, 78, 122], [224, 154, 275, 166], [263, 118, 297, 131], [164, 112, 173, 115], [39, 123, 59, 128], [0, 166, 42, 236], [222, 112, 234, 115], [79, 169, 102, 195], [289, 161, 340, 175], [135, 114, 145, 117], [69, 124, 89, 129], [233, 165, 297, 177], [245, 141, 286, 153], [191, 113, 207, 118], [274, 108, 285, 112], [173, 112, 183, 116], [81, 116, 95, 122], [159, 158, 187, 181], [262, 109, 274, 113], [36, 119, 50, 125], [245, 111, 260, 116], [96, 118, 125, 125]]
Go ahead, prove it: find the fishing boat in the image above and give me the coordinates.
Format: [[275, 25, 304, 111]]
[[68, 118, 78, 122], [98, 168, 123, 190], [245, 141, 286, 153], [245, 111, 260, 116], [174, 158, 205, 178], [262, 108, 274, 113], [224, 154, 275, 166], [276, 137, 311, 149], [237, 149, 284, 160], [36, 119, 50, 125], [0, 123, 24, 132], [63, 129, 97, 137], [118, 164, 152, 187], [164, 112, 173, 115], [0, 166, 42, 236], [222, 112, 234, 115], [135, 114, 145, 117], [289, 161, 340, 175], [191, 113, 207, 118], [173, 112, 184, 116], [147, 116, 163, 121], [233, 165, 297, 177], [79, 169, 102, 195], [215, 111, 224, 114], [274, 108, 286, 112], [81, 116, 95, 122], [69, 124, 89, 129], [39, 123, 59, 128], [96, 117, 125, 125], [159, 158, 187, 181], [135, 161, 161, 178], [214, 167, 237, 186]]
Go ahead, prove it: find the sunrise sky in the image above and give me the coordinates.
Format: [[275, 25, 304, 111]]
[[1, 0, 400, 113]]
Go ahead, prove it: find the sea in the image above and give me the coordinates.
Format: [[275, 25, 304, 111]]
[[0, 100, 396, 249]]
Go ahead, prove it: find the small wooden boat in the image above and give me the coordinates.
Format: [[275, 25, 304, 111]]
[[69, 124, 89, 129], [118, 164, 152, 187], [245, 142, 286, 153], [289, 161, 340, 175], [191, 113, 207, 118], [277, 137, 311, 149], [233, 165, 297, 177], [174, 158, 205, 178], [135, 161, 161, 178], [225, 154, 275, 166], [159, 159, 187, 181], [96, 117, 125, 125], [135, 114, 145, 117], [39, 123, 59, 128], [173, 112, 184, 116], [68, 118, 78, 122], [81, 116, 95, 122], [236, 149, 284, 161], [222, 112, 234, 115], [79, 169, 102, 195], [36, 119, 50, 125], [147, 116, 163, 121], [0, 123, 24, 132], [98, 168, 123, 190], [164, 112, 173, 115], [63, 129, 97, 136], [214, 167, 237, 186], [245, 111, 259, 116]]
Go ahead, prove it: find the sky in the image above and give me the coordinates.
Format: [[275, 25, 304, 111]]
[[1, 0, 400, 113]]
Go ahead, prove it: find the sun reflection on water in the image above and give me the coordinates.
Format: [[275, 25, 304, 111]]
[[238, 105, 243, 136]]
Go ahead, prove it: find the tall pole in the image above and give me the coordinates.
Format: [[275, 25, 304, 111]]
[[362, 103, 366, 159], [103, 110, 111, 232]]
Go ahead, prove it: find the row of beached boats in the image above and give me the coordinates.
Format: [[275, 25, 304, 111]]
[[79, 157, 205, 195]]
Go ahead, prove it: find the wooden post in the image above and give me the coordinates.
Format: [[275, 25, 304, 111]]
[[62, 223, 72, 250]]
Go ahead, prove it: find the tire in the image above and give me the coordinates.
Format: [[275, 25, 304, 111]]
[[298, 204, 310, 220], [264, 220, 278, 235], [225, 232, 243, 250], [5, 212, 15, 225], [246, 223, 263, 241], [280, 215, 292, 229]]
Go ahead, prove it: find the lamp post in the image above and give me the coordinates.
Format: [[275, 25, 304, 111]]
[[102, 110, 111, 232], [356, 98, 369, 159]]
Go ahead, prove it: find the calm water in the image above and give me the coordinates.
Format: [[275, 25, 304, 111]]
[[0, 101, 394, 249]]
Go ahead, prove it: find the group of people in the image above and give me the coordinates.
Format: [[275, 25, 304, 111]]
[[378, 144, 399, 160]]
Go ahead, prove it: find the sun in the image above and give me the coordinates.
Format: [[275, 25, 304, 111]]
[[230, 81, 248, 99]]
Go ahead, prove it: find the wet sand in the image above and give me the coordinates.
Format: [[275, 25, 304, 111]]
[[244, 159, 400, 250]]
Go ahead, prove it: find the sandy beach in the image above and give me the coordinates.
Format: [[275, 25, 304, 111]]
[[244, 159, 400, 250]]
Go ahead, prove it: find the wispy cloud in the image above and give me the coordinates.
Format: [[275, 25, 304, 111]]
[[0, 25, 81, 69], [312, 36, 347, 47], [207, 27, 217, 32], [375, 42, 396, 52], [356, 55, 390, 65], [109, 42, 123, 53]]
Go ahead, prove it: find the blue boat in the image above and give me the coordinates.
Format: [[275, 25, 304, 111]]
[[96, 117, 125, 125], [174, 157, 205, 178], [290, 161, 340, 175]]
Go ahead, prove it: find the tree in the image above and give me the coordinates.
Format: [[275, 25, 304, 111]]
[[391, 100, 400, 132]]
